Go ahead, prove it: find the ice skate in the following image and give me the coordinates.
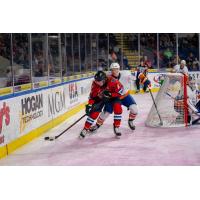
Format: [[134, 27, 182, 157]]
[[79, 129, 88, 139], [113, 126, 121, 138], [128, 119, 136, 130], [89, 124, 100, 134]]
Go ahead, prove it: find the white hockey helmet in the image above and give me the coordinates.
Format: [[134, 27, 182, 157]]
[[180, 60, 186, 65], [110, 62, 120, 70]]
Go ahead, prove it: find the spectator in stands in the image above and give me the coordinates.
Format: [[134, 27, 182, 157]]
[[116, 48, 122, 63], [123, 55, 130, 70], [144, 56, 152, 69], [5, 67, 12, 87], [163, 48, 173, 63], [186, 52, 195, 71], [114, 45, 119, 54], [34, 61, 44, 77], [193, 58, 200, 71], [108, 50, 118, 66], [97, 66, 103, 71], [99, 49, 106, 61], [98, 59, 107, 71], [171, 55, 181, 68]]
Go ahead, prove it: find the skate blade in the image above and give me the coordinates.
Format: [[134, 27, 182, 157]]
[[115, 135, 121, 139], [128, 123, 136, 130], [78, 135, 85, 140], [129, 127, 135, 131], [88, 130, 98, 135]]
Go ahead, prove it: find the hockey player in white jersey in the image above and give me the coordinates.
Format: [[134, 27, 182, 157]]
[[173, 60, 189, 75], [172, 60, 200, 123], [185, 77, 200, 120], [174, 75, 200, 124], [90, 62, 138, 132]]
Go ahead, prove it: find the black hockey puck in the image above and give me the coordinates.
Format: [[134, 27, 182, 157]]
[[44, 137, 50, 140]]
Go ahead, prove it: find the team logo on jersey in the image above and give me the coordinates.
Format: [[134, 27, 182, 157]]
[[0, 102, 10, 144]]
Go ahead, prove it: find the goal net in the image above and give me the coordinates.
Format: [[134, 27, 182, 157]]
[[146, 73, 188, 127]]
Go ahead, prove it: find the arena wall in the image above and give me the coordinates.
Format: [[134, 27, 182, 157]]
[[0, 77, 93, 158]]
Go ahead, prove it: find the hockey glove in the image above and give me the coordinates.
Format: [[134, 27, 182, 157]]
[[147, 82, 152, 89], [103, 90, 112, 97], [103, 90, 112, 102], [85, 104, 92, 116]]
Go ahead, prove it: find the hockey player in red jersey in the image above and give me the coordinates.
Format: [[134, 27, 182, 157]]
[[79, 71, 123, 139], [90, 62, 138, 133]]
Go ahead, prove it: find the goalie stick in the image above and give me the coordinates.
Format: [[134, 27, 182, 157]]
[[149, 88, 163, 126]]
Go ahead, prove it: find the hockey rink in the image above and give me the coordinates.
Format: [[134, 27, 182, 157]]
[[0, 92, 200, 166]]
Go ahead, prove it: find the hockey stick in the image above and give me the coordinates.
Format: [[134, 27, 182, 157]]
[[192, 117, 200, 125], [44, 100, 105, 141], [165, 92, 186, 100], [149, 88, 163, 126], [44, 114, 87, 141], [165, 92, 200, 125]]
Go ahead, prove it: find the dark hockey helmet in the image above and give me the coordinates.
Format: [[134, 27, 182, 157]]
[[94, 71, 107, 81]]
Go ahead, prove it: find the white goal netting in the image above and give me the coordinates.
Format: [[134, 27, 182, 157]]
[[146, 73, 188, 127]]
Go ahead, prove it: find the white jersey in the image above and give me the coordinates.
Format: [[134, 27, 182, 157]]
[[107, 70, 133, 95], [187, 86, 197, 104], [174, 65, 189, 75], [184, 85, 200, 114], [176, 84, 199, 114]]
